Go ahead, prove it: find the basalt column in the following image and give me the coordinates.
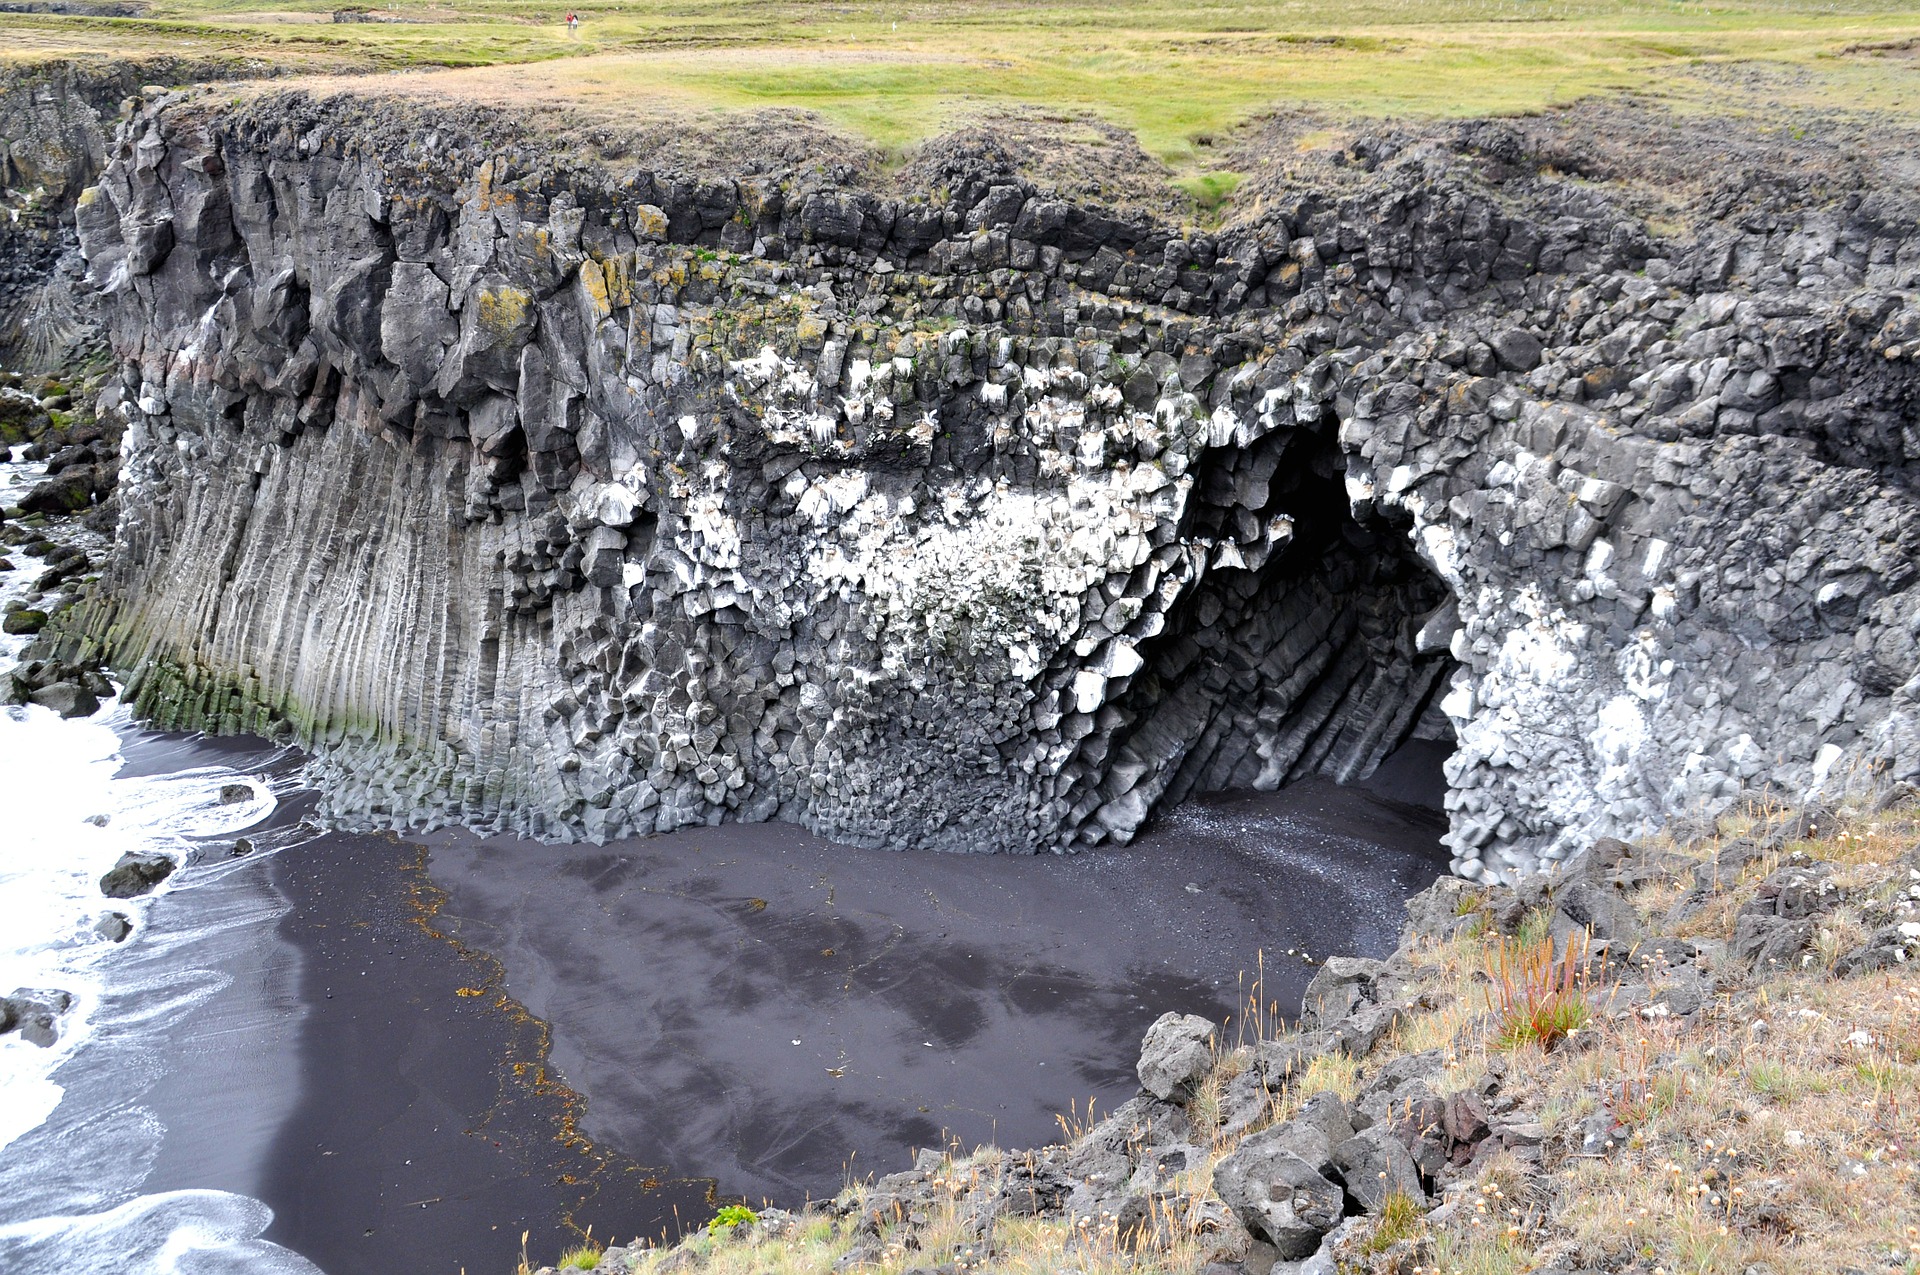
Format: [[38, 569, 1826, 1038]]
[[1056, 422, 1456, 844]]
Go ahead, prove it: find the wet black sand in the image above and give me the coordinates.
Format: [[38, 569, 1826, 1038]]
[[257, 828, 711, 1275], [113, 731, 311, 1210], [90, 730, 698, 1275], [119, 736, 1446, 1275], [423, 744, 1451, 1218]]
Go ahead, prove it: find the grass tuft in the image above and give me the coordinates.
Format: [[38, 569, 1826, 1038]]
[[1172, 170, 1244, 218], [1363, 1190, 1427, 1253], [1487, 928, 1593, 1050]]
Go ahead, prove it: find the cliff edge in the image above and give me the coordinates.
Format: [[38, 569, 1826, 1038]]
[[60, 88, 1920, 879]]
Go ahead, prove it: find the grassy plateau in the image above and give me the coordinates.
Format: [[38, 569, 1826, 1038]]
[[2, 0, 1918, 175]]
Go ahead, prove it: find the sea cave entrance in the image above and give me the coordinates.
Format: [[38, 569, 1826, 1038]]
[[1087, 419, 1459, 843]]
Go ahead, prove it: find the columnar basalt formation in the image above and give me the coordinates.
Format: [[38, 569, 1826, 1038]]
[[65, 92, 1920, 878]]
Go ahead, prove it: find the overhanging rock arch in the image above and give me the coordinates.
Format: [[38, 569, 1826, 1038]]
[[1051, 416, 1458, 848]]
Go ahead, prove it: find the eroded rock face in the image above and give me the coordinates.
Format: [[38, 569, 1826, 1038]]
[[0, 59, 238, 371], [65, 92, 1920, 876]]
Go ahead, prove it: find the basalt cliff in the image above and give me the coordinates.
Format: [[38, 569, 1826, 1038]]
[[56, 90, 1920, 879]]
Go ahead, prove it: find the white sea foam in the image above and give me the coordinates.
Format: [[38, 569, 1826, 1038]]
[[0, 1189, 316, 1274], [0, 704, 283, 1152], [0, 451, 320, 1273]]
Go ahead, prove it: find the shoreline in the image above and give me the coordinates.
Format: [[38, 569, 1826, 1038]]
[[0, 723, 318, 1274], [0, 397, 1456, 1272]]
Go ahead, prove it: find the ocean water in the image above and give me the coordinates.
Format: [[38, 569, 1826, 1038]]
[[0, 449, 322, 1274]]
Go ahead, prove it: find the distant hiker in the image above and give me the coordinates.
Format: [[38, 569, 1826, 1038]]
[[565, 11, 578, 31]]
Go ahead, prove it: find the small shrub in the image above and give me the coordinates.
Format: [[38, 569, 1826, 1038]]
[[1487, 930, 1592, 1050], [1610, 1070, 1691, 1126], [708, 1204, 758, 1236], [1515, 907, 1554, 952]]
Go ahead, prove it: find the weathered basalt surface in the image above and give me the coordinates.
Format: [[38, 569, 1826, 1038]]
[[0, 58, 244, 371], [64, 91, 1920, 877]]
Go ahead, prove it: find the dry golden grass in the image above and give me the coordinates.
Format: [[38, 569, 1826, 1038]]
[[1371, 802, 1920, 1275], [615, 1145, 1223, 1275]]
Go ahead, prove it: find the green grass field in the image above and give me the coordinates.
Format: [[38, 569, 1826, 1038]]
[[5, 0, 1918, 170]]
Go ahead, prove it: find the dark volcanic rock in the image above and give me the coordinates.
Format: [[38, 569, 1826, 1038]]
[[29, 680, 99, 717], [3, 607, 47, 634], [99, 850, 175, 898], [1212, 1131, 1346, 1257], [1490, 327, 1543, 372], [56, 91, 1920, 880], [1, 988, 73, 1048], [19, 468, 95, 513], [1731, 858, 1842, 971], [1330, 1126, 1427, 1212], [1834, 923, 1920, 976], [1136, 1012, 1217, 1100]]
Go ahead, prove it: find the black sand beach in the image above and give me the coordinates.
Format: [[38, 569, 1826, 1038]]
[[422, 743, 1451, 1214], [258, 827, 712, 1275], [104, 736, 1445, 1275]]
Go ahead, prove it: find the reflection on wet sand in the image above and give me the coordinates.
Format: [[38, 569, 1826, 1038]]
[[42, 732, 1446, 1275], [422, 752, 1450, 1212]]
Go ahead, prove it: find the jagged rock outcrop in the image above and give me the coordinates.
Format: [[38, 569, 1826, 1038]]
[[0, 57, 246, 371], [62, 91, 1920, 876]]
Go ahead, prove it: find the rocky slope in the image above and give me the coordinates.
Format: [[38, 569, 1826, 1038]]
[[0, 58, 250, 373], [58, 89, 1920, 878]]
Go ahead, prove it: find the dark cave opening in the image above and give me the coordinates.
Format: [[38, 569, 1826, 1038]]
[[1084, 422, 1459, 844]]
